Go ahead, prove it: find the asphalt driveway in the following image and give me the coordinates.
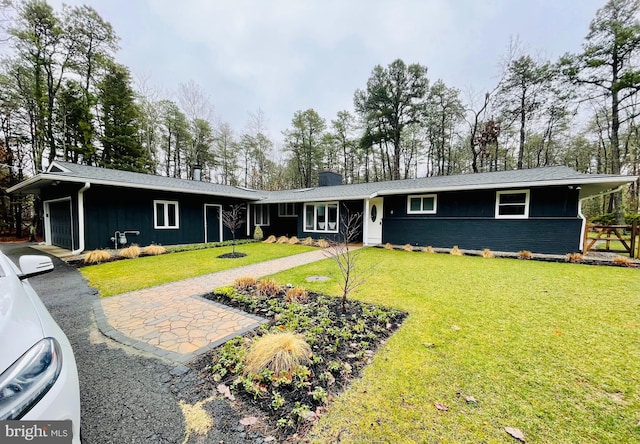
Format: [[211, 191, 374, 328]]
[[1, 244, 262, 444]]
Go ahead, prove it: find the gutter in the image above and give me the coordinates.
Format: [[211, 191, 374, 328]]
[[71, 182, 90, 255], [578, 184, 624, 253]]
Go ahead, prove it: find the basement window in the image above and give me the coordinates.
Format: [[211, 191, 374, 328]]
[[154, 200, 179, 229], [304, 202, 339, 233], [407, 194, 437, 214], [495, 190, 530, 219]]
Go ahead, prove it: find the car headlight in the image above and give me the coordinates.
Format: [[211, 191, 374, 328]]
[[0, 337, 63, 420]]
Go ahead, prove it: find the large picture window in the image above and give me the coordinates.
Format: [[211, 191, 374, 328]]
[[407, 194, 437, 214], [154, 200, 179, 229], [254, 204, 270, 226], [278, 202, 297, 217], [495, 190, 530, 219], [304, 202, 339, 233]]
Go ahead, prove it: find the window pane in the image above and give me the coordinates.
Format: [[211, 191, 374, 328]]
[[305, 205, 314, 230], [499, 205, 525, 216], [156, 203, 165, 226], [410, 198, 421, 212], [500, 193, 526, 204], [316, 204, 326, 230], [167, 203, 176, 226], [328, 204, 338, 231], [422, 197, 434, 211]]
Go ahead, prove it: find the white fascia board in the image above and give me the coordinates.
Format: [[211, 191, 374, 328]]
[[7, 173, 265, 200], [373, 176, 638, 197]]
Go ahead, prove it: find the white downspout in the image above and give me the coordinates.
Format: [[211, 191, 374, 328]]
[[578, 197, 587, 252], [71, 182, 90, 255]]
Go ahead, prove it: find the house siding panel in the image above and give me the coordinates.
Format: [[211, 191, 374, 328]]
[[296, 200, 364, 242], [382, 186, 582, 254], [83, 186, 248, 249]]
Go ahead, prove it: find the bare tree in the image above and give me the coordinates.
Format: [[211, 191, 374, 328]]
[[324, 206, 365, 311], [221, 203, 245, 255]]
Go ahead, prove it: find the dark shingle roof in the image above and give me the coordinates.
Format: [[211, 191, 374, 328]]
[[9, 161, 263, 200], [8, 162, 635, 201], [260, 166, 636, 202]]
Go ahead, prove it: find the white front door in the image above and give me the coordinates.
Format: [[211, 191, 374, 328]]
[[366, 197, 383, 245]]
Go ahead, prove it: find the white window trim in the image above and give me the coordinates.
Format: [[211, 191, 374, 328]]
[[407, 194, 437, 214], [154, 200, 180, 229], [495, 189, 530, 219], [254, 204, 270, 226], [303, 202, 340, 233], [278, 202, 298, 217]]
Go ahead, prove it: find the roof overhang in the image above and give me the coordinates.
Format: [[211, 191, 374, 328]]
[[258, 175, 638, 204], [6, 172, 264, 200]]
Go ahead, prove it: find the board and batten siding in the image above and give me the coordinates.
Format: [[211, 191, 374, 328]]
[[296, 200, 364, 242], [382, 186, 582, 254], [41, 183, 82, 251], [82, 186, 248, 249]]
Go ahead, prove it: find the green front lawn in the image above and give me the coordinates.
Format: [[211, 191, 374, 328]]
[[80, 243, 316, 297], [268, 248, 639, 443]]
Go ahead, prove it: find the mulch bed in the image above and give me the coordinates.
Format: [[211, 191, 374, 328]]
[[196, 286, 407, 441]]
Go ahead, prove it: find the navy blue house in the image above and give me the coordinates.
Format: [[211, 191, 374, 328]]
[[8, 161, 636, 255]]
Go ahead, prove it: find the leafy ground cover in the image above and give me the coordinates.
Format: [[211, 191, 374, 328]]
[[201, 282, 406, 438], [263, 248, 640, 443], [80, 243, 315, 297]]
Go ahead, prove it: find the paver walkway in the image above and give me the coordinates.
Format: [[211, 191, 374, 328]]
[[95, 248, 345, 363]]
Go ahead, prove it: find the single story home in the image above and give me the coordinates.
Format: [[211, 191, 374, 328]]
[[7, 161, 636, 255]]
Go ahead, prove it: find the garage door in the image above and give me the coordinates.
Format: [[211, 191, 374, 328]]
[[48, 200, 73, 250]]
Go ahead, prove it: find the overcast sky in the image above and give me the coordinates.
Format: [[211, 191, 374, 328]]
[[46, 0, 605, 151]]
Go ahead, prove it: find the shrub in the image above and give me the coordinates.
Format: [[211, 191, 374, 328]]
[[288, 236, 299, 244], [276, 236, 289, 244], [118, 244, 141, 259], [253, 225, 264, 241], [450, 246, 463, 256], [285, 286, 308, 303], [518, 250, 532, 260], [143, 244, 166, 256], [566, 252, 583, 263], [423, 246, 435, 253], [403, 244, 414, 252], [257, 278, 281, 297], [263, 235, 277, 243], [234, 276, 258, 290], [84, 249, 111, 264], [315, 239, 329, 248], [302, 237, 314, 246], [591, 212, 616, 225], [613, 256, 634, 266], [482, 248, 495, 258], [244, 332, 311, 376], [384, 243, 394, 250], [625, 213, 640, 224]]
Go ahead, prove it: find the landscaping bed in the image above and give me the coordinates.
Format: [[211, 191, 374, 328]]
[[200, 281, 407, 440]]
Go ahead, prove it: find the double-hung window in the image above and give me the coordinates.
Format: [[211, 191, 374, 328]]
[[154, 200, 179, 229], [407, 194, 437, 214], [254, 204, 270, 226], [495, 190, 530, 218], [304, 202, 339, 233], [278, 202, 297, 217]]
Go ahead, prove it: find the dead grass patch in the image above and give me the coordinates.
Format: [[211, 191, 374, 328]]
[[244, 332, 312, 375], [84, 249, 112, 264]]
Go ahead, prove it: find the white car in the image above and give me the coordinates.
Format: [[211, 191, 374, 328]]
[[0, 252, 81, 443]]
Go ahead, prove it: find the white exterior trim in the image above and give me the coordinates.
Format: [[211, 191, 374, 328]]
[[407, 194, 437, 214], [153, 200, 180, 229], [43, 197, 74, 249], [495, 189, 530, 219]]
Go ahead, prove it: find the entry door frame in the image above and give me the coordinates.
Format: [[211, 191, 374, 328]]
[[43, 197, 74, 250], [203, 204, 223, 243], [364, 197, 384, 245]]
